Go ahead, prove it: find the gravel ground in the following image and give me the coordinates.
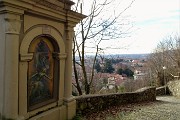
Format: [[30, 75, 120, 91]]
[[120, 96, 180, 120], [80, 96, 180, 120]]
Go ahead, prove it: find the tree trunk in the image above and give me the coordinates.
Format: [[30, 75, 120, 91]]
[[73, 39, 83, 95], [85, 84, 90, 94]]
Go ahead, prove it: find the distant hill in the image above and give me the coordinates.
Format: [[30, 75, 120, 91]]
[[103, 54, 149, 59], [76, 54, 150, 60]]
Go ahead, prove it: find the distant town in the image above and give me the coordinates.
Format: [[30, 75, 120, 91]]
[[72, 54, 152, 95]]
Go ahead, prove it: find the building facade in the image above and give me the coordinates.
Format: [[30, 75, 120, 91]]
[[0, 0, 85, 119]]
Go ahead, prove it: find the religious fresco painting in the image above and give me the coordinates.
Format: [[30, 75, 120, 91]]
[[28, 36, 59, 111]]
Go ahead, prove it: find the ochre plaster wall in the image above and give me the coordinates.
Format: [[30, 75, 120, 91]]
[[0, 14, 5, 118], [23, 14, 64, 37]]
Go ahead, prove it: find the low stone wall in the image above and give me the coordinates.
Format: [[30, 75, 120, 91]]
[[75, 87, 156, 115]]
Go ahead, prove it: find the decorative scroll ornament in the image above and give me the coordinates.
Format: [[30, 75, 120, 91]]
[[42, 25, 51, 34]]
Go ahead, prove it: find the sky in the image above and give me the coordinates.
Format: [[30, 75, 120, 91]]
[[118, 0, 180, 54], [73, 0, 180, 55]]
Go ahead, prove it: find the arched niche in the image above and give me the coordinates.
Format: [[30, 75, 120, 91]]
[[20, 25, 65, 56], [27, 36, 59, 111], [19, 25, 67, 118]]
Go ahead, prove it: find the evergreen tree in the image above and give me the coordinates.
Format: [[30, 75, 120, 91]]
[[103, 59, 115, 73], [117, 68, 134, 77], [123, 68, 134, 77], [95, 61, 101, 73], [117, 68, 123, 75]]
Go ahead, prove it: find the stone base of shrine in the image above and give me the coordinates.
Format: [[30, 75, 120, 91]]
[[27, 106, 65, 120]]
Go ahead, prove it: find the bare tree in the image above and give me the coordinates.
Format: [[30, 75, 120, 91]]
[[147, 34, 180, 87], [72, 0, 135, 95], [165, 35, 180, 69]]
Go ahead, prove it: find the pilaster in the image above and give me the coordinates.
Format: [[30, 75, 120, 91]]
[[64, 23, 77, 119], [0, 9, 23, 119], [64, 24, 75, 100]]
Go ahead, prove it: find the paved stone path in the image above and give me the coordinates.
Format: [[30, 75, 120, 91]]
[[121, 96, 180, 120]]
